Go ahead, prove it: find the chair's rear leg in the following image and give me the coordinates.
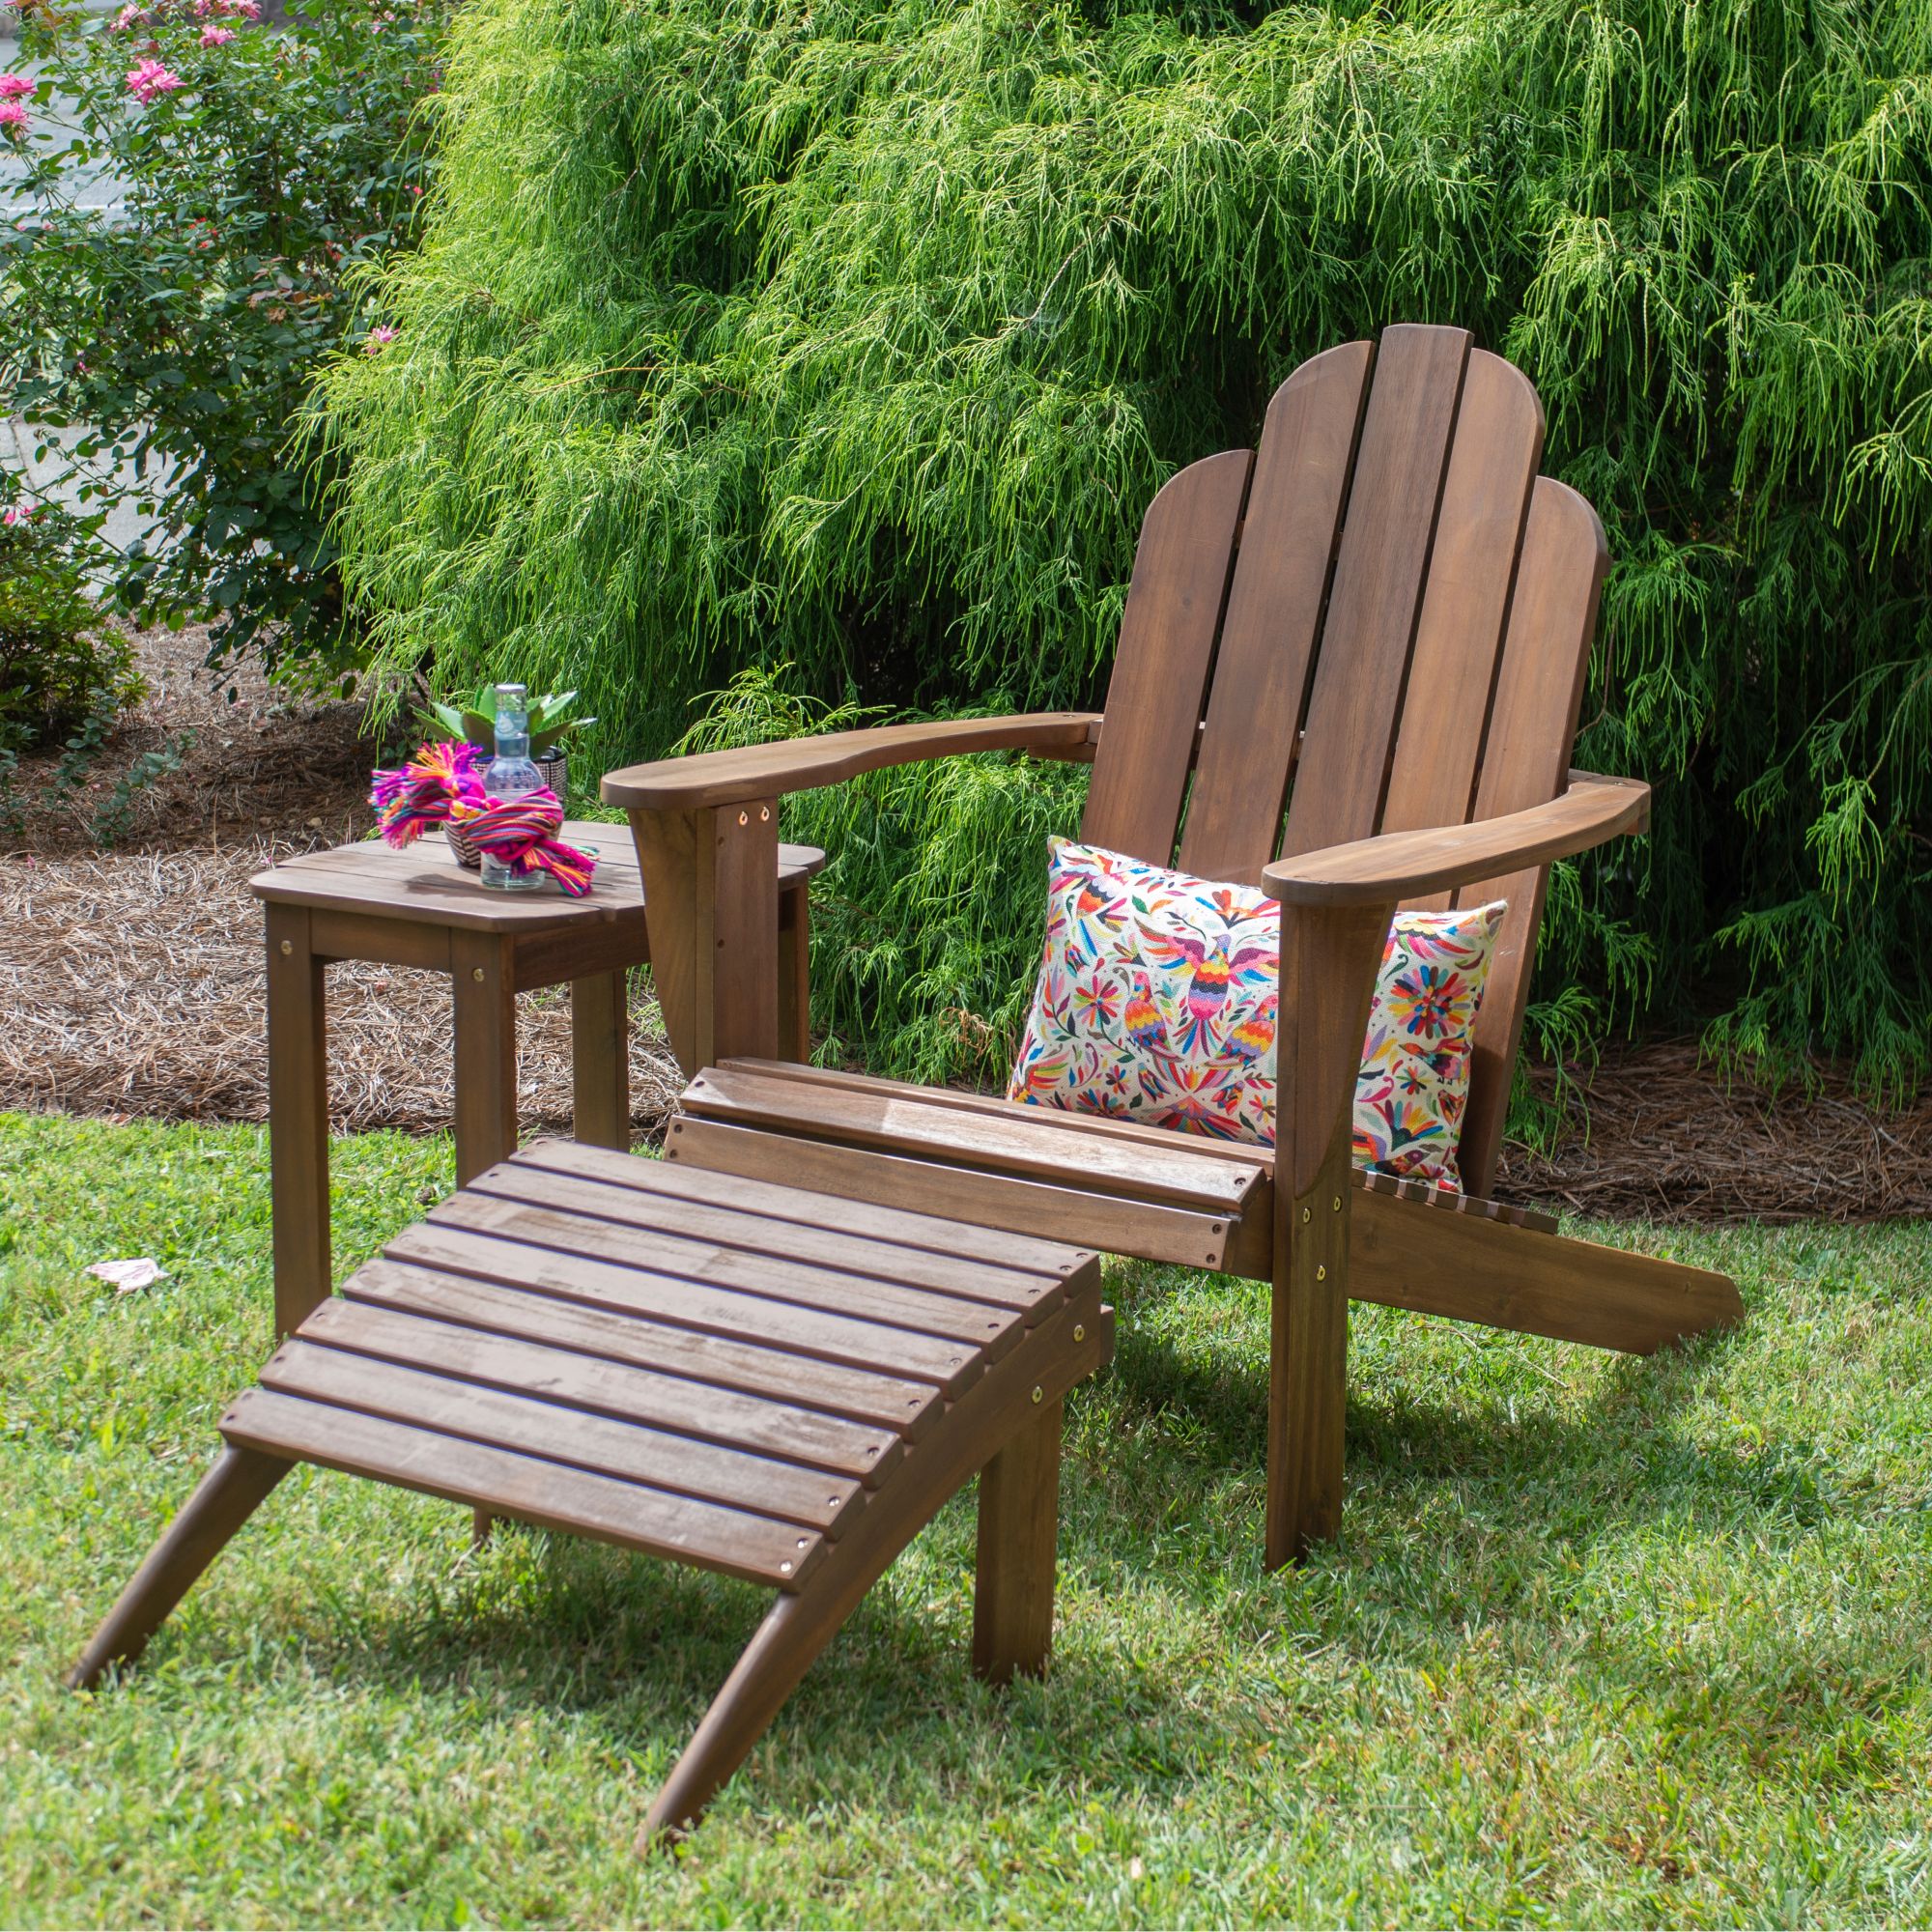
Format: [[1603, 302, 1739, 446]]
[[973, 1395, 1064, 1685], [69, 1445, 292, 1690]]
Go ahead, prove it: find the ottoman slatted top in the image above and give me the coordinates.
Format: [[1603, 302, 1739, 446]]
[[71, 1140, 1115, 1848]]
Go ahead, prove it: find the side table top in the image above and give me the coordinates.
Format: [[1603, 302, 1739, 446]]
[[250, 821, 826, 933]]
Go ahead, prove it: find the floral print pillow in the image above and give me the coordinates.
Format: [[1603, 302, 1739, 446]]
[[1007, 837, 1506, 1188]]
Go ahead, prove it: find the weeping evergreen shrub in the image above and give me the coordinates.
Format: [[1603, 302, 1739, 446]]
[[310, 0, 1932, 1093]]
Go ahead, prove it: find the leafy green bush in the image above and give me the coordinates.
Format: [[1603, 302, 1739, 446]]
[[0, 504, 141, 744], [313, 0, 1932, 1090], [0, 0, 445, 681]]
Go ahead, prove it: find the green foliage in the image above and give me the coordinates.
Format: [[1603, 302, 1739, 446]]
[[0, 504, 140, 744], [419, 682, 597, 753], [0, 0, 445, 681], [312, 0, 1932, 1090]]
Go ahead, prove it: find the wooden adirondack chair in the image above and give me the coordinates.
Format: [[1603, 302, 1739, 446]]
[[603, 325, 1745, 1568]]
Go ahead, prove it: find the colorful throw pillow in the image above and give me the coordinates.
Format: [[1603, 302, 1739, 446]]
[[1007, 837, 1506, 1188]]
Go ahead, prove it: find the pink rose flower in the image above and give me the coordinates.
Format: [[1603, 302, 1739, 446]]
[[0, 72, 34, 98], [362, 325, 397, 355], [0, 99, 28, 134], [109, 4, 145, 28], [126, 58, 184, 103], [200, 23, 233, 43], [232, 0, 260, 16]]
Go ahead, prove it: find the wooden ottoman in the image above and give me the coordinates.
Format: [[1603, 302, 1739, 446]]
[[69, 1141, 1115, 1845]]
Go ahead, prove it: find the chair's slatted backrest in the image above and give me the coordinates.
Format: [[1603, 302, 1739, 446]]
[[1176, 341, 1374, 880], [1080, 448, 1252, 864], [1378, 351, 1546, 872], [1276, 324, 1473, 859], [1451, 478, 1607, 1189], [1079, 323, 1606, 1201]]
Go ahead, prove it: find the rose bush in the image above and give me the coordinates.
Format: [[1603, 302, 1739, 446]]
[[0, 0, 444, 684]]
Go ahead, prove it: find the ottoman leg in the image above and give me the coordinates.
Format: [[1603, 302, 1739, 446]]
[[69, 1445, 292, 1690], [972, 1395, 1063, 1684]]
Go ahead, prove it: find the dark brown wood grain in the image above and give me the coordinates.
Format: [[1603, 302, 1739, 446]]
[[382, 1220, 989, 1395], [449, 930, 519, 1186], [345, 1257, 949, 1435], [570, 969, 632, 1151], [511, 1134, 1090, 1281], [1280, 324, 1472, 858], [708, 799, 781, 1065], [1266, 898, 1391, 1566], [261, 1340, 866, 1535], [296, 1293, 905, 1482], [604, 714, 1101, 812], [1080, 449, 1253, 864], [1378, 349, 1545, 863], [973, 1394, 1064, 1685], [73, 1137, 1121, 1849], [666, 1115, 1238, 1272], [67, 1446, 291, 1690], [1179, 341, 1374, 879], [1261, 774, 1648, 906], [221, 1386, 829, 1590], [469, 1156, 1062, 1313], [679, 1063, 1262, 1212], [425, 1189, 1027, 1355], [265, 904, 331, 1341]]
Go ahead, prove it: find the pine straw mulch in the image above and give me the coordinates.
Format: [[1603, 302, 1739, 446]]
[[0, 844, 684, 1139], [1493, 1044, 1932, 1223], [6, 622, 385, 859]]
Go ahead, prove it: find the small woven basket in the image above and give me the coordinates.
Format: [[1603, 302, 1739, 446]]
[[444, 748, 568, 870]]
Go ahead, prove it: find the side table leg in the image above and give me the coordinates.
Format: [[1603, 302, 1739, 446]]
[[571, 969, 631, 1151], [452, 929, 518, 1545], [778, 882, 811, 1065], [266, 904, 329, 1343], [450, 931, 519, 1186]]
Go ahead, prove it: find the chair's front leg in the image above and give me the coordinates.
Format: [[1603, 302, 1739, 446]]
[[628, 801, 781, 1077], [1267, 898, 1391, 1569]]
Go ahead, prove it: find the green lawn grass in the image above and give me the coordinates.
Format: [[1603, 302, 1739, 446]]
[[3, 1111, 1929, 1927]]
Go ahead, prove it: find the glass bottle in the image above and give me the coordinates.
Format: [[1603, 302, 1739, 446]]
[[479, 682, 546, 892]]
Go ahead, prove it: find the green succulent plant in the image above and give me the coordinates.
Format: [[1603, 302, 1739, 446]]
[[420, 684, 597, 756]]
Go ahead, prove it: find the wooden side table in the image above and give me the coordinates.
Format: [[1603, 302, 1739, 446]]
[[250, 822, 824, 1341]]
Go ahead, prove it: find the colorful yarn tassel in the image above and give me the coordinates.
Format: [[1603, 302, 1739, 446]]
[[370, 741, 484, 847], [368, 741, 596, 895], [465, 790, 597, 896]]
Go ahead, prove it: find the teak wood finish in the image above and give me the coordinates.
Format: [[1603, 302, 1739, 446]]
[[71, 1139, 1114, 1845], [249, 823, 823, 1341], [604, 327, 1745, 1565]]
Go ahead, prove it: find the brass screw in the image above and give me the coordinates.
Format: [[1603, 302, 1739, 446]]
[[796, 1536, 809, 1549], [1333, 1195, 1343, 1211], [1301, 1206, 1311, 1224], [759, 805, 771, 822], [279, 938, 293, 955], [1031, 1385, 1043, 1405], [1072, 1323, 1086, 1343], [780, 1560, 792, 1575], [1316, 1264, 1327, 1281], [738, 810, 749, 826], [471, 966, 485, 982]]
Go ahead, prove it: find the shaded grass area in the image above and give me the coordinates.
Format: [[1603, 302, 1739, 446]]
[[3, 1111, 1929, 1926]]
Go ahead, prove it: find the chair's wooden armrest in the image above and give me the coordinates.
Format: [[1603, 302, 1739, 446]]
[[1261, 773, 1650, 907], [602, 713, 1104, 811]]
